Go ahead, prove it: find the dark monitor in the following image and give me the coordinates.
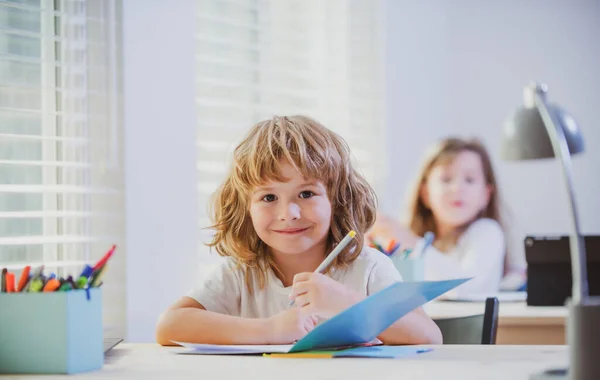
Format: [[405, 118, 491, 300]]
[[525, 235, 600, 306]]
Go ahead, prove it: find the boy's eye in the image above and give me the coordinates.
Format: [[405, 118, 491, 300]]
[[262, 194, 277, 202], [299, 191, 314, 199], [441, 176, 452, 183]]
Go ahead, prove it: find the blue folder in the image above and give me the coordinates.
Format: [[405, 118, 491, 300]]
[[176, 278, 470, 355], [288, 278, 469, 352]]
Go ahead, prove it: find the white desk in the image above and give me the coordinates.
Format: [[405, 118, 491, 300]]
[[4, 344, 568, 379], [425, 301, 567, 345]]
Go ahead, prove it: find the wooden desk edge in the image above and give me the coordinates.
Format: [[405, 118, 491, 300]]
[[498, 316, 566, 327]]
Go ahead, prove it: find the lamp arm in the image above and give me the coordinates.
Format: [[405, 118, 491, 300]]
[[534, 92, 589, 304]]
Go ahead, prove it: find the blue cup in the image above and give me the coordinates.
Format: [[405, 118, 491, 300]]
[[390, 255, 425, 282], [0, 288, 103, 374]]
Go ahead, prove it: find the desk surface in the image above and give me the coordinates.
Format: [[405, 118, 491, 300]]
[[3, 344, 568, 379], [425, 301, 567, 326]]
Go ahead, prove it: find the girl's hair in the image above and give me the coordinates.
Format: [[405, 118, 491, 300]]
[[207, 115, 377, 292], [405, 137, 505, 251]]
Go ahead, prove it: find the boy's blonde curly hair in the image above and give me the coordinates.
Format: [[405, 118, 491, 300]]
[[207, 115, 377, 292]]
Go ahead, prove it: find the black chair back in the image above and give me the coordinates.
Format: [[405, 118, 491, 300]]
[[433, 297, 499, 344]]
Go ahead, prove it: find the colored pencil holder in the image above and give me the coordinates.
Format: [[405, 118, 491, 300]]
[[0, 288, 103, 374], [391, 256, 425, 282]]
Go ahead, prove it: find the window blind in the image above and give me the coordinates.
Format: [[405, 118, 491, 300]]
[[0, 0, 125, 336], [195, 0, 387, 266]]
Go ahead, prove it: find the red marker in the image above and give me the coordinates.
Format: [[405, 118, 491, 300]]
[[93, 245, 116, 272], [6, 272, 15, 293], [17, 265, 31, 292]]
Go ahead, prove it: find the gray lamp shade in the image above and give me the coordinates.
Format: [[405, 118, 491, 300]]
[[501, 84, 585, 161]]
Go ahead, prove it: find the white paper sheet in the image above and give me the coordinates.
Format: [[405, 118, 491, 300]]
[[174, 341, 294, 354]]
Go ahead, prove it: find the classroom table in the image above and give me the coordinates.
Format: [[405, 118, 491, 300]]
[[424, 301, 567, 345], [2, 344, 568, 379]]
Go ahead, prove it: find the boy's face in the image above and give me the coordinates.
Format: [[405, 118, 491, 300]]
[[249, 161, 332, 261]]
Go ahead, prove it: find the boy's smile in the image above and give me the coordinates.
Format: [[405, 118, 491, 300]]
[[272, 227, 312, 235], [249, 161, 332, 263]]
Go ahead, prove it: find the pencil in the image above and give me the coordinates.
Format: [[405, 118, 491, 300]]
[[289, 230, 356, 306]]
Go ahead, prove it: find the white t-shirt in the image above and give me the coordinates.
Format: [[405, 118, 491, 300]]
[[423, 218, 506, 297], [187, 247, 401, 319]]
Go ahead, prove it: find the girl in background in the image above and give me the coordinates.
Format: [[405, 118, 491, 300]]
[[371, 137, 524, 296]]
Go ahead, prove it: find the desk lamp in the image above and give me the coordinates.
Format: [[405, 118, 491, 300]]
[[501, 82, 600, 380]]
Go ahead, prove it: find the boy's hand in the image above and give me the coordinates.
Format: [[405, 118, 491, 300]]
[[266, 307, 318, 344], [290, 272, 364, 318]]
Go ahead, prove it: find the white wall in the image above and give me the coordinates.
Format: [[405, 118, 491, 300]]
[[123, 0, 199, 342], [383, 0, 600, 267]]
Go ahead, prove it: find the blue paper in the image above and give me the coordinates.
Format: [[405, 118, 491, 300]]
[[288, 278, 470, 352], [176, 278, 469, 355], [334, 345, 433, 358]]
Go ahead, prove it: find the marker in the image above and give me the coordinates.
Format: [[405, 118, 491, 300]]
[[93, 245, 116, 272], [21, 274, 33, 292], [26, 265, 47, 292], [28, 265, 45, 283], [76, 276, 88, 289], [289, 230, 356, 306], [1, 268, 6, 292], [31, 265, 44, 276], [79, 265, 93, 279], [66, 275, 77, 290], [58, 281, 73, 291], [386, 239, 397, 254], [17, 265, 31, 292], [28, 277, 44, 292], [90, 264, 109, 287], [74, 264, 93, 290], [367, 235, 385, 253], [43, 278, 61, 292], [6, 272, 15, 293], [410, 231, 435, 259]]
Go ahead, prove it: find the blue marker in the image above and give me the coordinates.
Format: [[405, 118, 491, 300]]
[[79, 265, 93, 279], [74, 265, 93, 290]]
